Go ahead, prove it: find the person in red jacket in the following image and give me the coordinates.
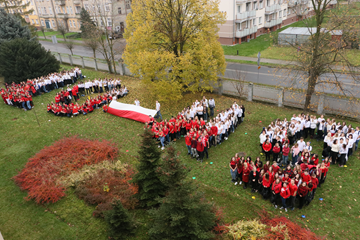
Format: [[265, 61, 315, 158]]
[[242, 162, 250, 189], [185, 132, 192, 155], [262, 139, 272, 161], [280, 182, 291, 212], [272, 143, 281, 163], [272, 162, 280, 174], [271, 178, 282, 208], [309, 173, 319, 201], [262, 172, 271, 199], [210, 124, 218, 147], [297, 181, 309, 209], [301, 169, 311, 183], [288, 179, 298, 211], [196, 138, 204, 162], [281, 143, 290, 167]]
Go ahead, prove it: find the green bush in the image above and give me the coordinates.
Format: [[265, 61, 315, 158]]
[[67, 33, 82, 39]]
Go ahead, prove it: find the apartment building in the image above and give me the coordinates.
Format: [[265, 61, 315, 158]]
[[218, 0, 337, 45]]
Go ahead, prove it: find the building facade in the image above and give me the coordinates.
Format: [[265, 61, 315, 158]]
[[218, 0, 337, 45]]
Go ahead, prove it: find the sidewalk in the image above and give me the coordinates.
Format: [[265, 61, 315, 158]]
[[224, 55, 294, 65]]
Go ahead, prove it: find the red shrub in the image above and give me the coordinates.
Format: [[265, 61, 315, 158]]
[[259, 210, 324, 240], [74, 167, 138, 218], [13, 136, 119, 204]]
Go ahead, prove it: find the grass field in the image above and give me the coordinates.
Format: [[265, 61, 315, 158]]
[[1, 66, 360, 239]]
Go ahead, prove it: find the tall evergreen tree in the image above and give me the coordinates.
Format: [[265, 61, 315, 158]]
[[0, 9, 32, 45], [149, 147, 216, 240], [132, 130, 166, 208], [0, 38, 60, 83], [80, 8, 95, 36], [105, 199, 135, 240], [148, 181, 216, 240]]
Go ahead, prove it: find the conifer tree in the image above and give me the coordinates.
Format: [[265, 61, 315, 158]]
[[148, 181, 216, 240], [80, 7, 95, 36], [0, 38, 60, 83], [149, 147, 216, 240], [0, 9, 31, 45], [105, 199, 134, 240], [132, 129, 166, 208]]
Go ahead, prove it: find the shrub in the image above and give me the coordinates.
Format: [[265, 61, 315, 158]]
[[66, 33, 82, 39], [105, 199, 135, 240], [13, 136, 118, 204], [74, 167, 138, 218], [226, 219, 268, 240]]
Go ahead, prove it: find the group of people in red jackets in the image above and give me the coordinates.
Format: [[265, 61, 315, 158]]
[[1, 81, 36, 111], [229, 154, 331, 212], [47, 84, 114, 117]]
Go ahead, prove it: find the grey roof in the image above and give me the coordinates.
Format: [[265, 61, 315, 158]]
[[279, 27, 342, 36]]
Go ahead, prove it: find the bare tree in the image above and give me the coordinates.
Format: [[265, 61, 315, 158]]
[[82, 22, 100, 58], [39, 26, 46, 39], [276, 0, 360, 110], [58, 25, 68, 42], [231, 70, 247, 99], [64, 40, 75, 55]]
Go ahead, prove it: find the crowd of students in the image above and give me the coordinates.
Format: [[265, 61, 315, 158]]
[[259, 113, 359, 168], [144, 97, 246, 162], [1, 68, 82, 111], [47, 80, 128, 117], [229, 155, 330, 211]]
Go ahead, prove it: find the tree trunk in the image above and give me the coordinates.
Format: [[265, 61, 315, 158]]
[[93, 49, 96, 59], [42, 32, 47, 39], [70, 49, 73, 55], [304, 73, 317, 110]]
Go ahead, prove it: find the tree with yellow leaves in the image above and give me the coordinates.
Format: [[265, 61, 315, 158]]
[[123, 0, 226, 102]]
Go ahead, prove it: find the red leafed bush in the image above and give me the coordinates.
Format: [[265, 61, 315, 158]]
[[74, 167, 138, 218], [13, 136, 119, 204], [259, 210, 324, 240]]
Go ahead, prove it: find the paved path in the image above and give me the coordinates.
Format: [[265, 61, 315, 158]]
[[225, 55, 292, 65]]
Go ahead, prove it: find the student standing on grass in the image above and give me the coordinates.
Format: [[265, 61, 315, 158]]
[[209, 97, 215, 118], [196, 138, 204, 162], [154, 100, 162, 120], [271, 178, 282, 208], [230, 157, 237, 183], [280, 182, 290, 212], [262, 139, 272, 161], [242, 162, 250, 189], [297, 181, 309, 209], [288, 179, 297, 211]]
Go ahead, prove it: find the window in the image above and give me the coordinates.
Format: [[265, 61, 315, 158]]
[[31, 19, 35, 24], [266, 15, 269, 21], [36, 19, 39, 24], [259, 17, 262, 24], [288, 8, 290, 15], [237, 6, 240, 13], [69, 6, 73, 14], [118, 7, 121, 14], [72, 20, 76, 27], [43, 7, 47, 14], [69, 20, 73, 27], [260, 1, 263, 8], [246, 20, 249, 28], [41, 20, 45, 26], [37, 7, 41, 14], [107, 18, 112, 26], [125, 0, 130, 9], [84, 4, 88, 10], [283, 9, 286, 16], [236, 23, 241, 30], [253, 18, 256, 25], [279, 10, 282, 17], [78, 21, 81, 28], [66, 7, 69, 13], [105, 5, 110, 12], [76, 6, 81, 13], [62, 7, 65, 13], [253, 2, 257, 9], [52, 20, 55, 27], [246, 3, 250, 11], [267, 0, 270, 6], [48, 7, 52, 14]]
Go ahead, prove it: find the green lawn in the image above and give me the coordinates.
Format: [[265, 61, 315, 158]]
[[1, 66, 360, 239]]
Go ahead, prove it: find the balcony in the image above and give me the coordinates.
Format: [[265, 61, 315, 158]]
[[265, 4, 281, 13], [236, 26, 258, 38], [55, 0, 66, 5], [288, 0, 297, 7], [57, 13, 69, 18], [247, 10, 256, 18], [236, 0, 251, 4], [264, 18, 282, 28], [237, 12, 248, 20], [73, 0, 81, 4], [329, 0, 337, 5]]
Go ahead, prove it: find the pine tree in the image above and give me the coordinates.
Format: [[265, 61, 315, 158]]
[[132, 129, 166, 208], [0, 9, 32, 45], [80, 8, 95, 36], [0, 38, 60, 83], [105, 199, 135, 240], [148, 181, 216, 240], [157, 146, 190, 189], [149, 147, 216, 239]]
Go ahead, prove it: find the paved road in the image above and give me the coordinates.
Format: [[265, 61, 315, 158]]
[[40, 41, 360, 97]]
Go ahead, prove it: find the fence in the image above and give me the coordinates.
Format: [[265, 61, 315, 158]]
[[55, 52, 360, 120], [217, 80, 360, 120]]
